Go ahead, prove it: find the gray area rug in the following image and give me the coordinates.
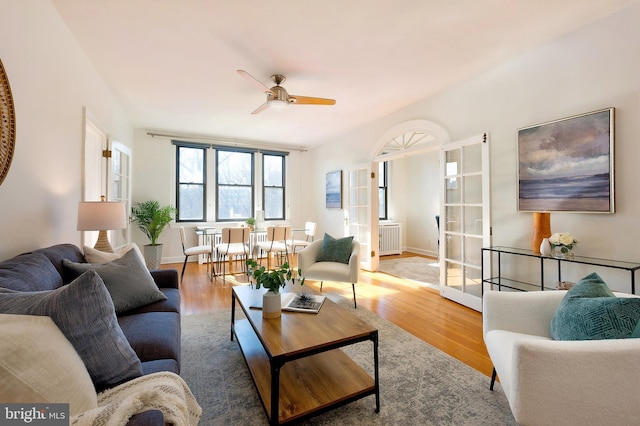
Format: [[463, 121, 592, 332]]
[[378, 256, 440, 288], [180, 292, 515, 425]]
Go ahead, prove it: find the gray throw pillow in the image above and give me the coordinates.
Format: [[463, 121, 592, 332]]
[[63, 249, 167, 314], [550, 272, 640, 340], [316, 233, 354, 264], [0, 271, 143, 391]]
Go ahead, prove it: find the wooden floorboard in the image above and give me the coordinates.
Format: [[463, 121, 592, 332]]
[[164, 252, 493, 377]]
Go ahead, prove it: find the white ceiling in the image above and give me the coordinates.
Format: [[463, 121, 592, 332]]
[[51, 0, 637, 148]]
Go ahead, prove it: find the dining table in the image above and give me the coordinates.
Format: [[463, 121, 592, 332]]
[[195, 226, 305, 280]]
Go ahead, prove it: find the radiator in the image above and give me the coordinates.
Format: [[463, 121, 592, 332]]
[[379, 223, 402, 256]]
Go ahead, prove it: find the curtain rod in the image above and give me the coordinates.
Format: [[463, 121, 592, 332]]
[[146, 131, 308, 152]]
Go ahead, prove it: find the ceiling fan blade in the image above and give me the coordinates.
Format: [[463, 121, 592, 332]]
[[237, 70, 274, 94], [289, 95, 336, 105], [251, 102, 270, 115]]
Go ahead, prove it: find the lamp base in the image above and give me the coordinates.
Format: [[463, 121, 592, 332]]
[[531, 212, 551, 254], [94, 230, 115, 253]]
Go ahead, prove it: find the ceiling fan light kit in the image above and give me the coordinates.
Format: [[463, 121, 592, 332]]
[[237, 69, 336, 115]]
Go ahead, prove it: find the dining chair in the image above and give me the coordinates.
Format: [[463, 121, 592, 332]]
[[215, 227, 250, 282], [179, 226, 213, 282], [256, 225, 291, 270], [287, 221, 317, 258]]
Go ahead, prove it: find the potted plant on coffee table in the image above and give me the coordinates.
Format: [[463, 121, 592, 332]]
[[246, 258, 304, 318], [131, 200, 177, 270]]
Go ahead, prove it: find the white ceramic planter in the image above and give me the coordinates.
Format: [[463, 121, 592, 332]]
[[143, 244, 163, 270], [262, 291, 282, 319]]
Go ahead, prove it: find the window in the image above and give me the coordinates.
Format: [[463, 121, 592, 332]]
[[174, 142, 288, 222], [216, 149, 254, 221], [263, 153, 285, 220], [379, 161, 388, 220], [176, 145, 206, 222]]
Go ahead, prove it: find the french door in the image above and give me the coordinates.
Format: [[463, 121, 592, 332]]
[[82, 112, 132, 250], [439, 134, 490, 311], [108, 141, 132, 249], [346, 165, 375, 271]]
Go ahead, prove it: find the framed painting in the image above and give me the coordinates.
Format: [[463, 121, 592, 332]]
[[325, 170, 342, 209], [517, 108, 614, 213]]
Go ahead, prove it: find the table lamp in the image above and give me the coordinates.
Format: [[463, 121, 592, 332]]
[[77, 196, 127, 253]]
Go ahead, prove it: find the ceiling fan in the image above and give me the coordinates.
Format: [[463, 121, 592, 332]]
[[237, 70, 336, 115]]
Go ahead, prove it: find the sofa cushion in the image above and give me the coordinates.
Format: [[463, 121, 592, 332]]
[[316, 233, 354, 264], [118, 311, 181, 366], [141, 359, 180, 376], [124, 288, 180, 315], [31, 243, 86, 283], [0, 271, 143, 391], [550, 272, 640, 340], [0, 252, 62, 291], [83, 243, 145, 264], [0, 314, 98, 416], [63, 249, 167, 314]]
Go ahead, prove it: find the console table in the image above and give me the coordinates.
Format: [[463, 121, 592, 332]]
[[481, 246, 640, 294]]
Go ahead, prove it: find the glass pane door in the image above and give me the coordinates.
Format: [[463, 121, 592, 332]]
[[440, 134, 490, 311], [109, 141, 132, 249], [346, 166, 372, 271]]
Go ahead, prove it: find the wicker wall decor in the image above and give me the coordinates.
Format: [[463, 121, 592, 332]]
[[0, 58, 16, 186]]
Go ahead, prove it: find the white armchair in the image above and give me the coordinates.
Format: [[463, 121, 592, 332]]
[[297, 239, 360, 308], [483, 290, 640, 426]]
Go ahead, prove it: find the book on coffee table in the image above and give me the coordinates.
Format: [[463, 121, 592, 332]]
[[250, 292, 326, 314]]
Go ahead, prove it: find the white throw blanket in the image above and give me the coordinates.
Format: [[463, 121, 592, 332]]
[[71, 372, 201, 426]]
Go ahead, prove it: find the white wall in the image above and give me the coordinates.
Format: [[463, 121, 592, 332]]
[[4, 1, 639, 273], [130, 131, 310, 263], [396, 152, 440, 256], [0, 1, 133, 260], [383, 153, 440, 257], [309, 3, 640, 266]]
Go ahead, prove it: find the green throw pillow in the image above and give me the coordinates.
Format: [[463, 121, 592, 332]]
[[550, 272, 640, 340], [316, 233, 354, 264], [63, 249, 166, 314]]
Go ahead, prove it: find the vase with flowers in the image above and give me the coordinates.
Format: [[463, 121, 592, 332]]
[[548, 232, 578, 259]]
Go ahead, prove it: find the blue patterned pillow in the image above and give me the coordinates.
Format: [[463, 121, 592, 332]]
[[0, 271, 142, 391], [316, 233, 354, 264], [550, 272, 640, 340]]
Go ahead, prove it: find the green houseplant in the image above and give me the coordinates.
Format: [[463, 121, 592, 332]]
[[245, 217, 256, 230], [131, 200, 177, 269], [246, 258, 305, 318]]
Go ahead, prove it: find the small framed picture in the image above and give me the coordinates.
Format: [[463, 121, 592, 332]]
[[325, 170, 342, 209]]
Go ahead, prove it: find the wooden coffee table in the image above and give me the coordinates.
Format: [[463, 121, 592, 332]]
[[231, 285, 380, 425]]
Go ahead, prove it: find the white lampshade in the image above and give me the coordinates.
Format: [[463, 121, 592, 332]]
[[78, 200, 127, 253], [77, 201, 127, 231]]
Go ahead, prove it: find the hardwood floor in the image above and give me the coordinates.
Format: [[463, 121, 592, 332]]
[[163, 252, 493, 378]]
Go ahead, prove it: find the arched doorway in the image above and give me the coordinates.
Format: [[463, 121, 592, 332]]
[[366, 119, 450, 271]]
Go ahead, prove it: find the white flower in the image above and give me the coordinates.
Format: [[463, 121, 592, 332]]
[[549, 232, 578, 247]]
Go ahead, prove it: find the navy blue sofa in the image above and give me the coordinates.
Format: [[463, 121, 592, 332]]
[[0, 243, 181, 426]]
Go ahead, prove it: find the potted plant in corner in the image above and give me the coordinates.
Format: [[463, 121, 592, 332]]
[[131, 200, 177, 270], [246, 259, 304, 318]]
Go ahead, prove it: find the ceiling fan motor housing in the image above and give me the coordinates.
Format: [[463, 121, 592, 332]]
[[267, 85, 291, 105]]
